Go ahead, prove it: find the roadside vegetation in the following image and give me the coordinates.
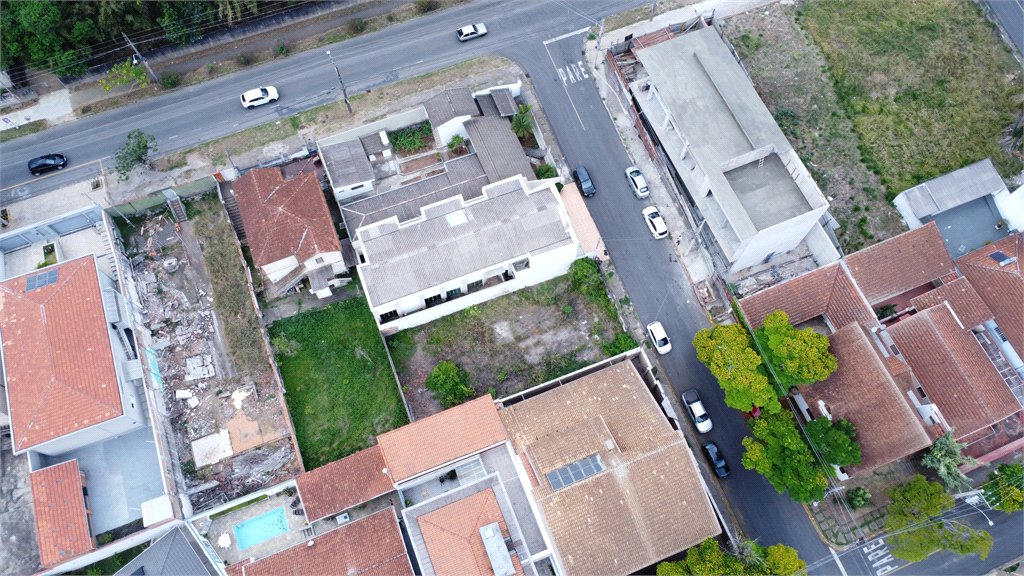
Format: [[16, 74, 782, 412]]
[[269, 298, 409, 469], [657, 538, 806, 576], [885, 475, 993, 562], [0, 119, 48, 143]]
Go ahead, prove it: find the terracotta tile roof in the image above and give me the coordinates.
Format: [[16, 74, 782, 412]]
[[418, 487, 523, 576], [910, 277, 994, 329], [377, 396, 507, 483], [241, 509, 412, 576], [888, 305, 1019, 440], [226, 559, 250, 576], [499, 362, 720, 576], [233, 162, 342, 269], [956, 233, 1024, 355], [800, 323, 931, 474], [1, 256, 123, 451], [739, 262, 876, 330], [295, 445, 394, 522], [846, 222, 955, 304], [30, 460, 94, 567]]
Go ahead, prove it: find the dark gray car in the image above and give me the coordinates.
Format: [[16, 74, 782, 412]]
[[28, 154, 67, 176], [574, 166, 595, 197]]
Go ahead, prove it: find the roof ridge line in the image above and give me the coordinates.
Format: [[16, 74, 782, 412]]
[[16, 376, 57, 451]]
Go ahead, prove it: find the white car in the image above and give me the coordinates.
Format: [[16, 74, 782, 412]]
[[457, 23, 487, 42], [647, 321, 672, 355], [625, 166, 649, 198], [642, 206, 668, 239], [240, 86, 279, 109]]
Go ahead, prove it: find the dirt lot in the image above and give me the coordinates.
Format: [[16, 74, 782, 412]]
[[389, 271, 630, 419], [723, 4, 905, 253], [126, 206, 300, 512]]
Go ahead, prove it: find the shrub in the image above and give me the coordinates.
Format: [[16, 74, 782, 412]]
[[447, 134, 465, 150], [389, 121, 433, 152], [511, 103, 534, 139], [347, 17, 366, 35], [206, 63, 215, 74], [160, 70, 180, 89], [847, 486, 872, 509], [416, 0, 438, 13], [425, 361, 475, 408], [601, 332, 638, 356], [276, 42, 288, 55], [236, 53, 248, 66], [534, 164, 557, 179]]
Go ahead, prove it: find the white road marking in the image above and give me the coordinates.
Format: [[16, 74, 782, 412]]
[[544, 42, 585, 129], [830, 548, 848, 576], [543, 26, 591, 45]]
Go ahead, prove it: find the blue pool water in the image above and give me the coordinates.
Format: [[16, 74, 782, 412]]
[[234, 506, 289, 550]]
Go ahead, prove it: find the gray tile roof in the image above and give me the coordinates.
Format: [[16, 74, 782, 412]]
[[491, 88, 517, 117], [358, 177, 573, 306], [423, 88, 479, 126], [896, 158, 1007, 218], [320, 140, 375, 188], [115, 527, 217, 576], [465, 116, 535, 184], [341, 154, 487, 231], [476, 94, 500, 117]]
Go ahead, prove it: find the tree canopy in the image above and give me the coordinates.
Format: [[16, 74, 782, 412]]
[[742, 411, 828, 502], [693, 324, 781, 414], [921, 430, 979, 493], [424, 361, 475, 408], [113, 129, 158, 182], [885, 475, 992, 562], [755, 310, 837, 386], [656, 539, 806, 576], [804, 417, 862, 467], [984, 462, 1023, 513]]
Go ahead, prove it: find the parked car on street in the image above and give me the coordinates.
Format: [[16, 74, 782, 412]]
[[703, 442, 730, 478], [642, 206, 668, 239], [456, 23, 488, 41], [28, 154, 67, 176], [240, 86, 279, 109], [574, 166, 596, 197], [625, 166, 649, 198], [682, 389, 713, 433], [646, 321, 672, 355]]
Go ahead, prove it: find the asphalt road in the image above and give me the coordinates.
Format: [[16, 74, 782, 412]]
[[1, 2, 1019, 574], [986, 0, 1024, 54]]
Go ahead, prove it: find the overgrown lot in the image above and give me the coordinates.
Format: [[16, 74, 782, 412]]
[[388, 260, 636, 419], [800, 0, 1022, 196], [269, 298, 409, 469]]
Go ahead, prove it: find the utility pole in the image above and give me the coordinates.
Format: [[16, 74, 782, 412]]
[[122, 32, 158, 83], [649, 0, 659, 21], [326, 50, 352, 115]]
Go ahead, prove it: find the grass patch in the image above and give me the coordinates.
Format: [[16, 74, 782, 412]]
[[67, 542, 149, 575], [209, 494, 268, 520], [270, 298, 408, 469], [0, 119, 48, 143], [800, 0, 1022, 199], [191, 194, 270, 380]]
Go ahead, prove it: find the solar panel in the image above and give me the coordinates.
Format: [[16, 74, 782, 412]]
[[25, 269, 59, 291], [545, 454, 605, 491], [989, 251, 1010, 264]]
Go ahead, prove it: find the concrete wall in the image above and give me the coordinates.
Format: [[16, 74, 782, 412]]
[[27, 414, 145, 461], [332, 178, 375, 205], [471, 80, 524, 100], [437, 116, 471, 151], [994, 186, 1024, 232], [262, 255, 299, 283], [803, 221, 842, 267], [372, 242, 580, 333], [730, 203, 829, 271], [302, 250, 343, 271], [317, 107, 428, 148]]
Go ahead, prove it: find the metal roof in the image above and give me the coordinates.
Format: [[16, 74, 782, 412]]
[[423, 88, 479, 126], [897, 158, 1007, 218], [320, 139, 375, 188], [465, 116, 535, 184]]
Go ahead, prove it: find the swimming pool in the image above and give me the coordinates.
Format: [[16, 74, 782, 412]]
[[234, 506, 289, 550]]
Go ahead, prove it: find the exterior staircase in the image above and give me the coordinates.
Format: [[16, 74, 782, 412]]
[[164, 189, 188, 222], [219, 185, 246, 241]]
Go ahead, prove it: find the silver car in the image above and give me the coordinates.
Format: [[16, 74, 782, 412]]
[[625, 166, 649, 198]]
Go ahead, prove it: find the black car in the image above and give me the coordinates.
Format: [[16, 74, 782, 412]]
[[574, 166, 595, 197], [28, 154, 67, 176], [702, 442, 730, 478]]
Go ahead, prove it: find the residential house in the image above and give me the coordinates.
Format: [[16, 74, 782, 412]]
[[893, 158, 1023, 257], [627, 25, 833, 271], [295, 445, 395, 524], [352, 175, 580, 332], [499, 354, 721, 576], [424, 87, 483, 149], [30, 460, 95, 567], [114, 526, 219, 576], [319, 139, 376, 204], [232, 160, 346, 298]]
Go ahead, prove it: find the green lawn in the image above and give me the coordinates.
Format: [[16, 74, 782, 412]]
[[800, 0, 1022, 199], [269, 298, 409, 469]]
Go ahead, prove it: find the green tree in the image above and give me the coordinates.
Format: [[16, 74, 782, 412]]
[[100, 59, 151, 92], [921, 430, 979, 493], [113, 129, 158, 182], [804, 417, 861, 467], [847, 486, 872, 509], [686, 538, 747, 576], [534, 163, 557, 179], [158, 1, 208, 46], [0, 2, 92, 75], [511, 103, 534, 139], [885, 475, 993, 562], [447, 134, 465, 151], [763, 544, 806, 575], [655, 560, 688, 575], [424, 361, 475, 408], [755, 310, 837, 386], [984, 463, 1023, 512], [742, 411, 828, 502], [693, 324, 781, 414]]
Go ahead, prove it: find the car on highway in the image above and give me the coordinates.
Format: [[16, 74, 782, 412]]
[[28, 154, 68, 176], [702, 442, 730, 478], [625, 166, 649, 198], [240, 86, 279, 109], [642, 206, 668, 239], [574, 166, 595, 197], [646, 321, 672, 355], [682, 390, 713, 433], [456, 23, 488, 42]]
